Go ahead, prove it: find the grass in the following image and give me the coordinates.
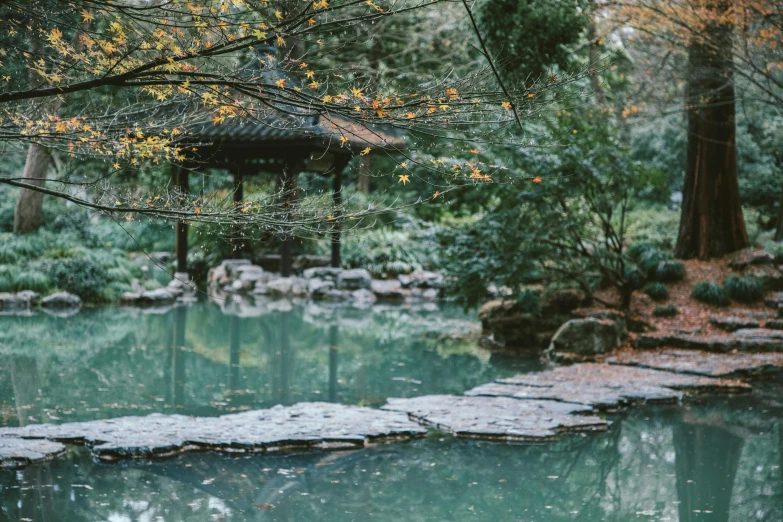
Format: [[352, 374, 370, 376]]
[[653, 259, 686, 282], [691, 281, 729, 307], [643, 281, 669, 301], [723, 275, 766, 303], [653, 304, 679, 317]]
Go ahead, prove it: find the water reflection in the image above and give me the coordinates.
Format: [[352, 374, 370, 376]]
[[1, 400, 781, 521], [0, 301, 531, 426]]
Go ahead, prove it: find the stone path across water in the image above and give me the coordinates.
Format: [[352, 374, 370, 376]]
[[1, 354, 779, 469], [383, 395, 608, 441], [607, 349, 783, 378], [0, 403, 424, 469], [465, 363, 751, 411]]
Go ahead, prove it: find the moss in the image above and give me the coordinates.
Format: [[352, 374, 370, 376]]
[[723, 275, 766, 303], [643, 281, 669, 301], [653, 304, 679, 317], [691, 281, 729, 307]]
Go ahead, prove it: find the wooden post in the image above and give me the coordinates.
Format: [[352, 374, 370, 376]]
[[331, 156, 350, 269], [231, 163, 245, 256], [278, 161, 302, 276], [174, 165, 189, 274]]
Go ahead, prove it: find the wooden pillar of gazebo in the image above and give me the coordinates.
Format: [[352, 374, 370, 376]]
[[231, 163, 245, 255], [279, 160, 303, 277], [173, 164, 189, 274], [330, 156, 351, 268]]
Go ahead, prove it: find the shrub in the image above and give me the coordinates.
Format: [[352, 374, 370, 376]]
[[723, 275, 766, 303], [653, 259, 686, 282], [691, 281, 729, 307], [13, 270, 51, 293], [643, 282, 669, 301], [39, 257, 108, 302], [0, 244, 19, 264], [653, 304, 679, 317], [624, 267, 646, 291], [342, 227, 439, 278], [0, 265, 19, 292]]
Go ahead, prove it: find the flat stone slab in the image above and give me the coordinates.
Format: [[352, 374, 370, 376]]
[[607, 349, 783, 378], [635, 332, 783, 352], [709, 315, 760, 332], [0, 403, 425, 463], [0, 436, 66, 469], [383, 395, 607, 441], [465, 363, 750, 411]]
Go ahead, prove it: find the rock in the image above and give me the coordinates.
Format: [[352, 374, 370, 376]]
[[548, 318, 620, 360], [124, 288, 176, 306], [303, 267, 343, 281], [542, 289, 586, 316], [0, 403, 425, 465], [467, 363, 751, 411], [398, 271, 445, 289], [266, 277, 294, 296], [308, 278, 335, 298], [351, 288, 377, 305], [1, 437, 66, 469], [207, 264, 229, 288], [290, 277, 309, 297], [607, 349, 783, 378], [0, 293, 30, 311], [371, 279, 406, 301], [221, 259, 252, 277], [323, 289, 351, 301], [734, 327, 783, 339], [745, 264, 783, 290], [636, 331, 783, 353], [727, 248, 774, 269], [764, 292, 783, 310], [478, 300, 564, 349], [41, 291, 82, 309], [231, 279, 245, 292], [15, 290, 39, 303], [383, 395, 607, 441], [709, 315, 760, 332], [336, 268, 372, 290], [292, 255, 331, 273]]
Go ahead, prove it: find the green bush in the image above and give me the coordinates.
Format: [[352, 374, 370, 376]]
[[653, 259, 686, 282], [653, 304, 679, 317], [342, 227, 439, 278], [723, 275, 766, 303], [13, 270, 51, 293], [0, 265, 19, 292], [643, 282, 669, 301], [39, 257, 109, 302], [0, 244, 19, 264], [624, 267, 646, 291], [691, 281, 729, 307]]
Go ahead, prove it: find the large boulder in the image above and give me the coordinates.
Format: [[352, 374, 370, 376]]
[[138, 288, 176, 305], [548, 318, 620, 360], [303, 267, 343, 281], [727, 248, 774, 270], [266, 277, 294, 297], [398, 271, 445, 289], [308, 278, 335, 299], [478, 300, 565, 349], [0, 293, 29, 311], [41, 291, 82, 309], [371, 279, 407, 301], [292, 255, 331, 273], [336, 269, 372, 290]]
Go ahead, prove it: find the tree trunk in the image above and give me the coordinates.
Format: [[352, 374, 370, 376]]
[[13, 144, 51, 234], [675, 2, 748, 260]]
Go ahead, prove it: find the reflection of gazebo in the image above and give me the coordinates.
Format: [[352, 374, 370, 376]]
[[173, 114, 404, 276]]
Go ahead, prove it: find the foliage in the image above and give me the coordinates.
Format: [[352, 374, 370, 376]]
[[643, 282, 669, 301], [13, 270, 51, 293], [691, 281, 729, 307], [624, 206, 680, 250], [653, 259, 686, 282], [723, 275, 766, 303], [476, 0, 586, 81], [653, 304, 679, 317]]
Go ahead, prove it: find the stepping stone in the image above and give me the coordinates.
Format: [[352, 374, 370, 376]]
[[727, 248, 774, 269], [465, 363, 750, 411], [382, 395, 607, 441], [0, 403, 425, 464], [709, 315, 760, 332], [635, 332, 783, 352], [764, 292, 783, 310], [607, 349, 783, 378], [0, 436, 66, 469]]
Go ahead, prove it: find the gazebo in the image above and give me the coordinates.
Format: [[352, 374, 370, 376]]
[[173, 113, 404, 277]]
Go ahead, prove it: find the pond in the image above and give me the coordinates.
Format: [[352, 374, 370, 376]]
[[1, 301, 782, 521]]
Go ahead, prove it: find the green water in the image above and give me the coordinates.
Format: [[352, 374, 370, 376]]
[[1, 302, 782, 521]]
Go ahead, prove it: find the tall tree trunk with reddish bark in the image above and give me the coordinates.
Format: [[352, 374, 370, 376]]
[[675, 1, 749, 260]]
